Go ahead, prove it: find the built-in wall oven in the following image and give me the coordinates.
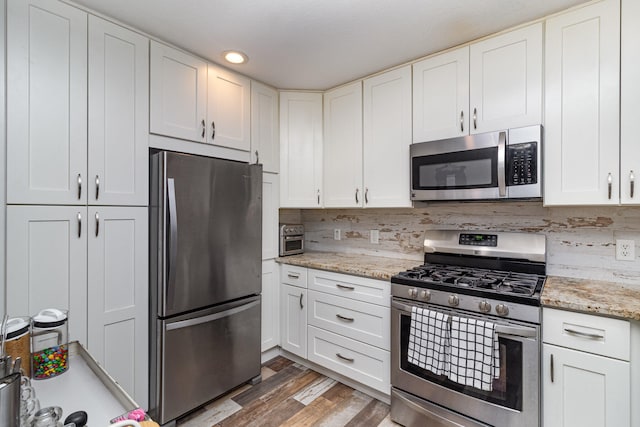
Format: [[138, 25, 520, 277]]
[[390, 230, 545, 427]]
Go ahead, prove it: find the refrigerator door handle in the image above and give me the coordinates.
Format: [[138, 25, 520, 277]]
[[167, 178, 178, 304], [166, 299, 260, 331]]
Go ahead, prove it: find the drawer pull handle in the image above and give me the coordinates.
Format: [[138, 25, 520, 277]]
[[336, 353, 354, 362], [287, 273, 300, 279], [336, 314, 354, 322], [563, 328, 604, 340], [336, 284, 355, 291], [299, 293, 304, 309], [550, 353, 554, 383]]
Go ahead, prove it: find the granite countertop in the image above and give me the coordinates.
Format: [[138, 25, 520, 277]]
[[278, 251, 640, 322], [542, 276, 640, 321], [276, 251, 418, 281]]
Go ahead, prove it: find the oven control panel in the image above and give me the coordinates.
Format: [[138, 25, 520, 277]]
[[459, 233, 497, 247]]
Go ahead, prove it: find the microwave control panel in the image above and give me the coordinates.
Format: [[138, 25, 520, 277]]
[[507, 142, 537, 186]]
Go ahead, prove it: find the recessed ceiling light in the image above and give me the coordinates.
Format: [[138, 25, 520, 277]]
[[223, 51, 248, 64]]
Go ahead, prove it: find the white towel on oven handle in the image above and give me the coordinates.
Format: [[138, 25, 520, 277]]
[[407, 306, 450, 376], [448, 316, 500, 392]]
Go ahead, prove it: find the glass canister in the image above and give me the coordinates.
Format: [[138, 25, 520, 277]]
[[5, 317, 31, 378], [30, 309, 69, 380]]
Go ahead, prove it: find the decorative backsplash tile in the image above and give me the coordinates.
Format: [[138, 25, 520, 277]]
[[281, 202, 640, 285]]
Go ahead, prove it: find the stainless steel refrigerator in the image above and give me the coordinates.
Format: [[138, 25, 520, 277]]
[[148, 151, 262, 425]]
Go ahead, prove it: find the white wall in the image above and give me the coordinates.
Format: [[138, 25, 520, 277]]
[[285, 202, 640, 285]]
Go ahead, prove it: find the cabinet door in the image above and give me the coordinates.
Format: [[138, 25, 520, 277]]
[[621, 0, 640, 205], [87, 206, 148, 407], [207, 64, 251, 151], [150, 40, 207, 142], [88, 16, 149, 206], [7, 0, 87, 205], [470, 23, 542, 134], [280, 284, 307, 358], [544, 0, 620, 205], [261, 260, 279, 352], [251, 81, 279, 173], [279, 92, 323, 208], [363, 66, 412, 207], [6, 206, 87, 344], [413, 47, 469, 142], [262, 172, 279, 260], [543, 344, 630, 427], [323, 81, 363, 208]]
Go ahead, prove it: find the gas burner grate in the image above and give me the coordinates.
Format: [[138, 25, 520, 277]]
[[396, 263, 543, 297]]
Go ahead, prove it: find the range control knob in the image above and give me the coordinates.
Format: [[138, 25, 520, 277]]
[[495, 304, 510, 316], [448, 295, 459, 307], [408, 288, 418, 298], [420, 290, 431, 301], [479, 300, 492, 313]]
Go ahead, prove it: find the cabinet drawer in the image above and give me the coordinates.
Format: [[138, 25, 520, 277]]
[[280, 265, 307, 288], [307, 326, 390, 394], [308, 269, 390, 306], [543, 308, 630, 361], [308, 290, 390, 350]]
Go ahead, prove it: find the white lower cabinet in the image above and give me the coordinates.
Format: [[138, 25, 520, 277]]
[[87, 206, 148, 407], [261, 260, 279, 352], [7, 206, 88, 343], [307, 326, 390, 394], [542, 308, 630, 427], [6, 205, 149, 406], [280, 283, 307, 358]]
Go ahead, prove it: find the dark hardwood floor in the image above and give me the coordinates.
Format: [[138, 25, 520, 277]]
[[177, 356, 398, 427]]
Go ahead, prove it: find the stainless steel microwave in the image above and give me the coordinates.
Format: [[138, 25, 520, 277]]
[[410, 125, 542, 202]]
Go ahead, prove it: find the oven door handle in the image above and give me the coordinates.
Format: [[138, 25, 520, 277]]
[[495, 325, 537, 338], [392, 300, 537, 338], [392, 300, 414, 313]]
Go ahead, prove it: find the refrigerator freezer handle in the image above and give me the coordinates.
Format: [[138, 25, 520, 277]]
[[167, 178, 178, 302]]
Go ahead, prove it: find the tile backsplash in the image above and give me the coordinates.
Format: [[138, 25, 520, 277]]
[[281, 202, 640, 285]]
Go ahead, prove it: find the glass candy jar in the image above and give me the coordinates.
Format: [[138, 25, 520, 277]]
[[30, 309, 69, 379]]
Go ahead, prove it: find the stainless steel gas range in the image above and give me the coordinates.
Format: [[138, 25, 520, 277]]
[[390, 230, 545, 427]]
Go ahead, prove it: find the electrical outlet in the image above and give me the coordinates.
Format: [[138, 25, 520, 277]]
[[370, 229, 380, 244], [334, 229, 341, 241], [616, 239, 635, 261]]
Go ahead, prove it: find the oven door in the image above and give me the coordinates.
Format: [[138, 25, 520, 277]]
[[410, 130, 506, 201], [391, 298, 539, 427]]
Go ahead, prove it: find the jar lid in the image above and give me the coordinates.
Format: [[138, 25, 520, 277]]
[[5, 317, 29, 340], [32, 308, 67, 328]]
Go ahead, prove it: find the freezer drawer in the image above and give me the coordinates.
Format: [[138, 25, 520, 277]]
[[154, 296, 261, 424]]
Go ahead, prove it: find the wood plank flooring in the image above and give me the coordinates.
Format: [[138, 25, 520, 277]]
[[177, 356, 399, 427]]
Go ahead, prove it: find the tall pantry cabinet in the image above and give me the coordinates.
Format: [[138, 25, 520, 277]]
[[5, 0, 149, 406]]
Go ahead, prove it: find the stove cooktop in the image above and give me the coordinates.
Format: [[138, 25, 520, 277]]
[[391, 263, 546, 305]]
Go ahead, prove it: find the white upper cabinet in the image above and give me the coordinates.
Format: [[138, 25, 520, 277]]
[[544, 0, 620, 205], [150, 40, 207, 143], [251, 81, 279, 173], [7, 0, 87, 205], [470, 23, 542, 133], [279, 92, 323, 208], [323, 81, 363, 208], [413, 47, 469, 142], [88, 16, 149, 206], [621, 0, 640, 205], [207, 64, 251, 151], [413, 23, 542, 142], [150, 41, 251, 152], [363, 66, 412, 208]]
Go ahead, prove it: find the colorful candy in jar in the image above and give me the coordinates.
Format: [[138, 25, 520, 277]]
[[30, 308, 69, 379], [32, 344, 68, 379]]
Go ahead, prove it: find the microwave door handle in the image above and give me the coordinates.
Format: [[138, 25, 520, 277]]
[[497, 131, 507, 197], [167, 178, 178, 305]]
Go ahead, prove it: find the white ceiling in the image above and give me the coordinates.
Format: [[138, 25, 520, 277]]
[[72, 0, 589, 90]]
